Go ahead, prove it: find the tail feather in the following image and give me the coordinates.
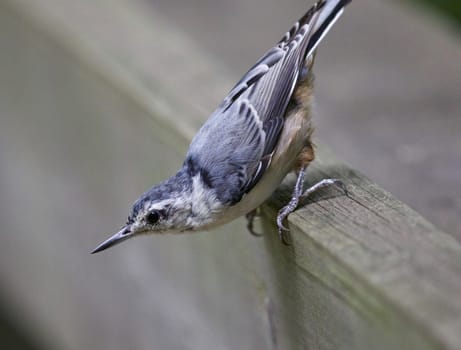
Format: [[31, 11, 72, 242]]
[[279, 0, 351, 63], [306, 0, 352, 58]]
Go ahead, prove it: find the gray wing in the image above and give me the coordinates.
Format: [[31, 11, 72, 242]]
[[186, 0, 350, 205]]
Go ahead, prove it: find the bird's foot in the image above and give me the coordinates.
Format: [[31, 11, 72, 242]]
[[277, 175, 348, 245], [245, 208, 263, 237], [300, 178, 348, 200]]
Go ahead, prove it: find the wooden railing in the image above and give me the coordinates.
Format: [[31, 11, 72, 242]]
[[1, 1, 460, 349]]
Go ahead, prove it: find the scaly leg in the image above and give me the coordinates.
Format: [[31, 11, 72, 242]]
[[277, 167, 307, 244], [300, 178, 348, 200], [277, 168, 347, 244]]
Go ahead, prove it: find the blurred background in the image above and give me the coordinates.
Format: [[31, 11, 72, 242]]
[[0, 0, 460, 348]]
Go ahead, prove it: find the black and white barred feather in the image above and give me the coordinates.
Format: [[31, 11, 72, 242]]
[[186, 0, 350, 206]]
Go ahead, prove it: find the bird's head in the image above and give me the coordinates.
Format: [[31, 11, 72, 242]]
[[91, 174, 195, 253]]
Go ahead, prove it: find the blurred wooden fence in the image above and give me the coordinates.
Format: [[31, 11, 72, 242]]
[[1, 0, 461, 349]]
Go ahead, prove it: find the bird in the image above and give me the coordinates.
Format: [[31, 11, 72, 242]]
[[92, 0, 351, 253]]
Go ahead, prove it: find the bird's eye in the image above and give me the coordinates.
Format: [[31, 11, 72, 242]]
[[146, 210, 160, 225]]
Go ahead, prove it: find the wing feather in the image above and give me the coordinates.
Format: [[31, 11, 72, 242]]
[[186, 0, 350, 205]]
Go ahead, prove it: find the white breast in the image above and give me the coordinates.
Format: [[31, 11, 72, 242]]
[[199, 109, 313, 230]]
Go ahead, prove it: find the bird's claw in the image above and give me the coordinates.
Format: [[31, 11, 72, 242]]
[[245, 209, 263, 237], [276, 213, 289, 232], [277, 207, 294, 245], [278, 227, 292, 246], [332, 179, 349, 196]]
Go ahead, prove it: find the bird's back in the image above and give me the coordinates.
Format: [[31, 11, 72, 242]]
[[185, 0, 350, 211]]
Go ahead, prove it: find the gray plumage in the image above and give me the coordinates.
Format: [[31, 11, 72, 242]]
[[185, 0, 349, 205], [92, 0, 351, 253]]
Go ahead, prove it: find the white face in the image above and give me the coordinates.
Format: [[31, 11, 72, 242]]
[[130, 206, 166, 234], [92, 171, 221, 253], [91, 198, 191, 254], [128, 198, 192, 235]]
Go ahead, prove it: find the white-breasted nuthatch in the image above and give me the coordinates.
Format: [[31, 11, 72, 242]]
[[92, 0, 351, 253]]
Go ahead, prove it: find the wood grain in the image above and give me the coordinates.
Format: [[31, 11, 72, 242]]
[[1, 0, 460, 349]]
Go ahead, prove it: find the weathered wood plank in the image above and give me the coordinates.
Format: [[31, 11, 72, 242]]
[[261, 148, 461, 349], [1, 0, 461, 349]]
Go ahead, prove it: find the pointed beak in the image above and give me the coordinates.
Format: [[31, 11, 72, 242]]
[[91, 226, 132, 254]]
